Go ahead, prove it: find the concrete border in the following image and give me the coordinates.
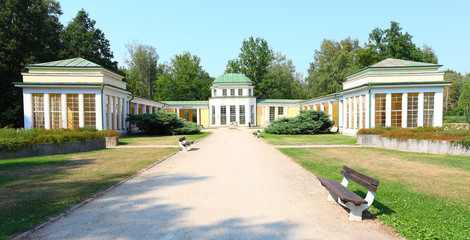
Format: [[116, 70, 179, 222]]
[[357, 134, 470, 156]]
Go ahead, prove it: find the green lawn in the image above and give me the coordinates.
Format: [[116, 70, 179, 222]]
[[119, 131, 211, 145], [280, 147, 470, 240], [260, 132, 357, 145], [0, 147, 179, 239]]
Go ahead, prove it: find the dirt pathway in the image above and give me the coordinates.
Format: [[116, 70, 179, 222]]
[[26, 128, 399, 240]]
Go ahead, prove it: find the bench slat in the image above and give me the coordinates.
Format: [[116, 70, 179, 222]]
[[318, 177, 367, 205], [341, 171, 378, 192], [343, 166, 379, 186]]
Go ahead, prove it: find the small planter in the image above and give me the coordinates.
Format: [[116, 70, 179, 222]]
[[357, 134, 470, 156]]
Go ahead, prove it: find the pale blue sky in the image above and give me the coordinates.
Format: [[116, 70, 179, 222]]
[[59, 0, 470, 77]]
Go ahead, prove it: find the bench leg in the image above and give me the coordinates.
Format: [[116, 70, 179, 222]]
[[327, 192, 338, 202], [179, 142, 187, 151], [346, 202, 367, 221]]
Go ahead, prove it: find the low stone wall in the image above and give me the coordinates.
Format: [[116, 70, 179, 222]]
[[357, 134, 470, 156], [0, 137, 119, 160]]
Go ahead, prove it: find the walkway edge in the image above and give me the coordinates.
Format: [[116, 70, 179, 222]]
[[14, 149, 181, 240]]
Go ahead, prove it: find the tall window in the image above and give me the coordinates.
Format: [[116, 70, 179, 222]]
[[278, 107, 284, 118], [345, 98, 349, 129], [221, 106, 227, 125], [248, 89, 252, 96], [192, 109, 197, 123], [361, 95, 366, 129], [106, 95, 110, 129], [111, 96, 116, 130], [67, 94, 79, 129], [391, 93, 402, 127], [269, 106, 275, 122], [230, 89, 235, 96], [122, 99, 126, 130], [117, 98, 121, 130], [230, 105, 236, 122], [32, 94, 45, 128], [183, 109, 189, 120], [50, 94, 62, 129], [423, 92, 434, 126], [223, 89, 227, 96], [211, 106, 215, 125], [323, 103, 329, 114], [375, 94, 386, 127], [84, 94, 96, 128], [213, 89, 217, 96], [251, 105, 255, 124], [407, 93, 419, 127], [239, 105, 245, 125], [238, 89, 243, 96], [130, 102, 135, 114], [356, 97, 360, 129]]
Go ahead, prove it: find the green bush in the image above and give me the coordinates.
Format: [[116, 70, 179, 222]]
[[126, 112, 201, 135], [0, 128, 119, 152], [264, 110, 334, 135]]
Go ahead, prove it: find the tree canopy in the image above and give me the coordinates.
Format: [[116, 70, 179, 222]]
[[125, 41, 159, 99], [154, 52, 213, 101], [60, 9, 117, 71]]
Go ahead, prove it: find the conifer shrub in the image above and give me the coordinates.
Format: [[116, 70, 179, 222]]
[[264, 110, 334, 134], [126, 112, 201, 135]]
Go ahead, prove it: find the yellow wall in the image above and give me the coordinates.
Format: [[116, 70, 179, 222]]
[[256, 106, 265, 126], [200, 108, 209, 126], [287, 107, 298, 118]]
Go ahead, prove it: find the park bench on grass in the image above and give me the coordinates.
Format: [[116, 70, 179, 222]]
[[317, 166, 380, 221], [178, 136, 194, 151], [252, 130, 260, 138]]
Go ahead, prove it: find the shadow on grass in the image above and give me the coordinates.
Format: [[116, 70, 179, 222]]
[[350, 190, 396, 220]]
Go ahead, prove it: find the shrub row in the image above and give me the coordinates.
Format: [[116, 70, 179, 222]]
[[0, 128, 119, 152], [264, 110, 334, 135], [126, 112, 201, 135], [357, 125, 470, 148]]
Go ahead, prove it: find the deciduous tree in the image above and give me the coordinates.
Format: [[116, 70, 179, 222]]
[[125, 41, 159, 99]]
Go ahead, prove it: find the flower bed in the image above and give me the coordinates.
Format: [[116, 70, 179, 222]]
[[357, 125, 470, 148], [0, 128, 119, 152]]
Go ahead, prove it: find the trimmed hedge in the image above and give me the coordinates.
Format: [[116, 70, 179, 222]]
[[126, 112, 201, 135], [264, 110, 334, 134], [357, 125, 470, 148], [0, 128, 119, 152]]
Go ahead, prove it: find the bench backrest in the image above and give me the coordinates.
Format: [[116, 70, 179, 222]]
[[340, 166, 380, 192], [179, 136, 186, 142]]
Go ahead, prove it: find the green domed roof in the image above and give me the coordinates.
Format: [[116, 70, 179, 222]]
[[213, 73, 252, 84]]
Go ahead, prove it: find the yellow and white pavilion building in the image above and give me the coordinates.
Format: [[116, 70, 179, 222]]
[[15, 57, 449, 135]]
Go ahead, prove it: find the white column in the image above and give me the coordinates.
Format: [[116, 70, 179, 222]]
[[434, 91, 444, 127], [79, 93, 84, 128], [113, 97, 117, 130], [417, 92, 424, 127], [23, 93, 33, 129], [320, 103, 325, 111], [61, 93, 67, 129], [142, 104, 146, 114], [196, 108, 200, 125], [44, 93, 51, 129], [338, 100, 343, 128], [95, 94, 103, 130], [176, 108, 180, 118], [402, 93, 408, 128], [353, 97, 357, 129], [385, 93, 392, 127]]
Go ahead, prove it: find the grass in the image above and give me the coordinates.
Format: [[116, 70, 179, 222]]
[[0, 147, 179, 239], [119, 131, 211, 145], [259, 132, 357, 145], [280, 147, 470, 240]]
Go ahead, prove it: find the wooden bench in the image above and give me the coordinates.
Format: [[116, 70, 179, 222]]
[[252, 130, 260, 138], [317, 166, 380, 221], [178, 136, 194, 151]]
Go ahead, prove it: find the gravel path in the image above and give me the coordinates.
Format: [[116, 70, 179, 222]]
[[25, 128, 399, 240]]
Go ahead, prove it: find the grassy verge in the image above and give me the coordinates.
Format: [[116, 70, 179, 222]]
[[119, 131, 211, 145], [260, 132, 356, 145], [280, 147, 470, 239], [0, 147, 179, 239]]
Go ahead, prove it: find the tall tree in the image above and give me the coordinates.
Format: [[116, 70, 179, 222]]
[[458, 77, 470, 115], [0, 0, 63, 127], [260, 53, 308, 99], [60, 9, 117, 71], [225, 37, 274, 97], [443, 70, 465, 112], [154, 52, 213, 101], [306, 38, 360, 97], [125, 42, 159, 99]]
